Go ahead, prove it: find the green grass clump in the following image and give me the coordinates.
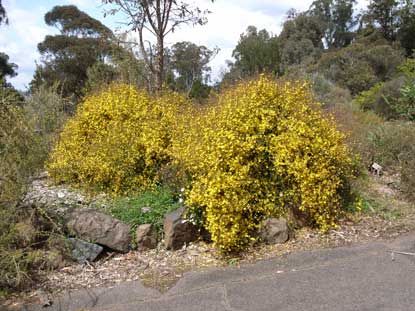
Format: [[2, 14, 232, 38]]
[[109, 187, 180, 235]]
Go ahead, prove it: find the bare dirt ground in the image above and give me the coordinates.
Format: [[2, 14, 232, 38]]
[[3, 172, 414, 309]]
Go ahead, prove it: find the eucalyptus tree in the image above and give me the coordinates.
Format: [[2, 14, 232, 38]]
[[31, 5, 115, 101], [170, 41, 216, 96], [103, 0, 212, 91]]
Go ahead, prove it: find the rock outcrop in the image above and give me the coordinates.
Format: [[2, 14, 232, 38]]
[[66, 209, 131, 252], [67, 238, 104, 263], [164, 207, 198, 250], [136, 224, 158, 250], [259, 217, 289, 244]]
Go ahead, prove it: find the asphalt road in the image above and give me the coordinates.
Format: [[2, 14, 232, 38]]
[[17, 233, 415, 311]]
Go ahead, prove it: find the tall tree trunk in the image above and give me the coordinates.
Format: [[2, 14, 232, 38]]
[[155, 36, 164, 91]]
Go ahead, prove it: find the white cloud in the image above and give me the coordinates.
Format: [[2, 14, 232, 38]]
[[158, 0, 369, 82], [1, 0, 370, 90], [132, 0, 287, 83], [162, 0, 303, 82], [0, 0, 103, 90], [0, 3, 51, 90]]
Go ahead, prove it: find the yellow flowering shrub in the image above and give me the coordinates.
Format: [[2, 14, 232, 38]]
[[172, 77, 355, 252], [49, 78, 356, 253], [48, 84, 188, 194]]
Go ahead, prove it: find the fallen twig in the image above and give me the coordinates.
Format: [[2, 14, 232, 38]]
[[388, 250, 415, 261]]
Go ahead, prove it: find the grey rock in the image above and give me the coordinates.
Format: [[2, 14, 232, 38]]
[[164, 207, 198, 250], [34, 289, 52, 307], [66, 209, 131, 252], [67, 238, 104, 263], [136, 224, 158, 250], [259, 217, 289, 244]]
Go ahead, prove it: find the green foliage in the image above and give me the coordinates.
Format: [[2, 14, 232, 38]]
[[395, 58, 415, 120], [309, 0, 357, 48], [327, 102, 384, 168], [231, 26, 280, 77], [311, 74, 352, 106], [0, 79, 24, 107], [397, 83, 415, 120], [0, 85, 68, 291], [316, 40, 404, 94], [25, 83, 70, 147], [110, 187, 180, 234], [369, 121, 415, 200], [368, 122, 414, 169], [31, 5, 115, 102], [354, 80, 405, 119], [365, 0, 400, 41], [45, 5, 113, 37], [354, 58, 415, 120], [398, 58, 415, 79], [332, 102, 415, 201], [397, 1, 415, 55], [0, 107, 44, 204], [170, 41, 215, 97], [84, 61, 118, 93], [279, 11, 325, 71], [112, 49, 147, 88], [0, 52, 17, 80], [280, 10, 325, 48], [188, 79, 212, 103]]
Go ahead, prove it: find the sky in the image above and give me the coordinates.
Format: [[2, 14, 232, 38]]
[[0, 0, 369, 90]]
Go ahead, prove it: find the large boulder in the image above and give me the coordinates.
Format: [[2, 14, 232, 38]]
[[259, 217, 289, 244], [67, 238, 104, 263], [66, 209, 131, 252], [164, 207, 198, 250], [136, 224, 158, 250]]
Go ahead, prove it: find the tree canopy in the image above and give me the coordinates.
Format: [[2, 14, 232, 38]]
[[0, 0, 7, 25], [279, 11, 325, 71], [0, 53, 17, 81], [31, 5, 115, 102], [170, 41, 215, 96], [232, 26, 280, 76], [309, 0, 357, 48]]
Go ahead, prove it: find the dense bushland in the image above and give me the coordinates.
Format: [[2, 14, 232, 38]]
[[0, 85, 67, 292]]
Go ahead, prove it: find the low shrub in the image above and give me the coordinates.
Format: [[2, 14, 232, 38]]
[[0, 85, 69, 293], [395, 59, 415, 120], [173, 77, 356, 252], [401, 155, 415, 201], [354, 77, 405, 119], [369, 122, 415, 200], [326, 103, 384, 169], [109, 187, 180, 235], [329, 102, 415, 200], [316, 41, 404, 95], [368, 122, 414, 170], [311, 74, 352, 107]]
